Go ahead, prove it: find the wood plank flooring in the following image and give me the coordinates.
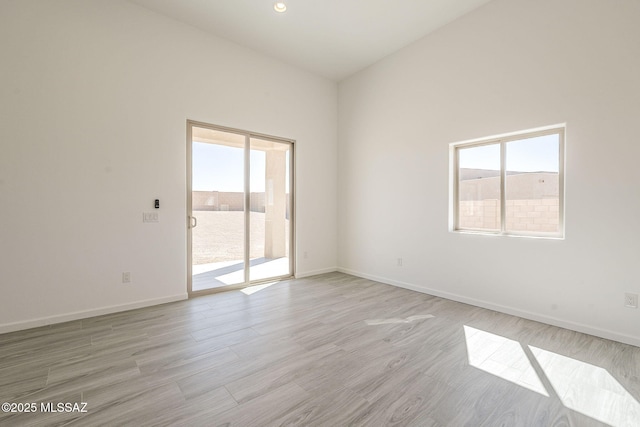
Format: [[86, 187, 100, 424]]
[[1, 272, 638, 426]]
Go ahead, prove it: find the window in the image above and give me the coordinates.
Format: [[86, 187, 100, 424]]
[[451, 126, 564, 238]]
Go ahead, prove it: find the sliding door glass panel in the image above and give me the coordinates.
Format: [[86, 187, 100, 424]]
[[191, 127, 246, 291], [505, 134, 560, 233], [457, 143, 501, 231], [249, 137, 291, 281]]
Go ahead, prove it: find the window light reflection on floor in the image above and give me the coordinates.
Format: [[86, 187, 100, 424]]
[[463, 325, 549, 396], [241, 281, 279, 295], [365, 314, 434, 326], [463, 325, 640, 426], [530, 345, 640, 426]]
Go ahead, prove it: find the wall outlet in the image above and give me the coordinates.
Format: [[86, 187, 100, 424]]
[[122, 272, 131, 283], [304, 251, 308, 259], [397, 258, 403, 267], [624, 293, 638, 309]]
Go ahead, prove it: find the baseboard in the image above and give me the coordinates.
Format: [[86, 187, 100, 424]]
[[337, 267, 640, 348], [295, 267, 338, 279], [0, 293, 188, 334]]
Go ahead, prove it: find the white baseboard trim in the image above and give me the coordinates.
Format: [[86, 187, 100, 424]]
[[338, 267, 640, 348], [295, 267, 338, 279], [0, 293, 188, 334]]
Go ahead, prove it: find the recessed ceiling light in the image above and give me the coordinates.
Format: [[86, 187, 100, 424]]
[[274, 2, 287, 13]]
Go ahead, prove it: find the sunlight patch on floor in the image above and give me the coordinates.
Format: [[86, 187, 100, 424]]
[[530, 346, 640, 427], [464, 326, 548, 396], [365, 314, 434, 326], [241, 281, 279, 295]]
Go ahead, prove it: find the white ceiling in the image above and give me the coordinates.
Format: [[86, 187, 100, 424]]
[[129, 0, 492, 81]]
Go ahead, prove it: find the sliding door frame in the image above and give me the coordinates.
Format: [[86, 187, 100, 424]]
[[187, 120, 295, 297]]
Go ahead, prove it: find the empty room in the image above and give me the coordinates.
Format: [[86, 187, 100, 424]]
[[1, 0, 639, 425]]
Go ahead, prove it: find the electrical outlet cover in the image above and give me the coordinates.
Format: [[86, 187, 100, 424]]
[[624, 293, 638, 309]]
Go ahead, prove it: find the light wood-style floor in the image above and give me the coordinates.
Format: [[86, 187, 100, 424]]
[[1, 272, 639, 426]]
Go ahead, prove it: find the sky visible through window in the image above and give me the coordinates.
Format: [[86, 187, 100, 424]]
[[459, 134, 559, 173], [193, 142, 291, 192], [193, 143, 266, 192]]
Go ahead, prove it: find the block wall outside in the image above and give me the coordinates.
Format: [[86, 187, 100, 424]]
[[459, 199, 500, 230], [192, 191, 290, 216], [459, 198, 559, 232], [192, 191, 251, 212]]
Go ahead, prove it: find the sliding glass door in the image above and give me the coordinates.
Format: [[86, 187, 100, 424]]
[[249, 137, 292, 281], [187, 121, 294, 295]]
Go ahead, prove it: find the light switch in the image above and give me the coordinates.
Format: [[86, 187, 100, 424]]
[[143, 212, 159, 223]]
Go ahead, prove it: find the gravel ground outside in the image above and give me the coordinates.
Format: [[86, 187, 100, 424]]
[[192, 211, 289, 265]]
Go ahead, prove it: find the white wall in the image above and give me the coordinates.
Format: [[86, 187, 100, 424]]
[[0, 0, 337, 332], [338, 0, 640, 346]]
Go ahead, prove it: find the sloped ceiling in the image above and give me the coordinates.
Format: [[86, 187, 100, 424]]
[[129, 0, 492, 81]]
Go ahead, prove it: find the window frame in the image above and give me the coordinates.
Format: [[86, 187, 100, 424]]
[[450, 125, 565, 239]]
